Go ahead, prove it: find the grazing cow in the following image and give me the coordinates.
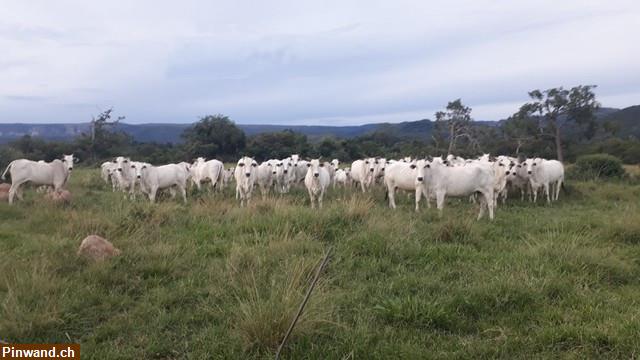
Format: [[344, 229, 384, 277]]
[[350, 158, 377, 192], [304, 159, 330, 209], [422, 157, 495, 220], [234, 156, 258, 206], [190, 157, 224, 191], [2, 154, 76, 205], [256, 162, 274, 199], [384, 159, 430, 211], [133, 162, 188, 203], [524, 158, 564, 203]]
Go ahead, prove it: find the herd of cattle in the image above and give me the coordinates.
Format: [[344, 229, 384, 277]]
[[1, 153, 566, 220]]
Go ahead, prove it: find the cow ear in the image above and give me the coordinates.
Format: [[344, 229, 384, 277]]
[[306, 163, 311, 167], [319, 163, 324, 167], [74, 157, 80, 163]]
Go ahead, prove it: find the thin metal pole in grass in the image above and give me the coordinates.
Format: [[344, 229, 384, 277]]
[[275, 247, 333, 360]]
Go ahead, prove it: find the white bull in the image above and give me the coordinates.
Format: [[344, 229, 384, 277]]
[[2, 154, 76, 205]]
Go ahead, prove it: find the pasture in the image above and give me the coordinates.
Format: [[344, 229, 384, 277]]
[[1, 168, 640, 359]]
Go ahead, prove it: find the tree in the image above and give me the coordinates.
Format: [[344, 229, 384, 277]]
[[181, 114, 246, 162], [434, 99, 476, 154], [75, 108, 131, 163], [514, 85, 599, 162], [245, 130, 309, 161]]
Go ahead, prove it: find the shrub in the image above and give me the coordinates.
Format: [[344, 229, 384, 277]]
[[570, 154, 625, 180]]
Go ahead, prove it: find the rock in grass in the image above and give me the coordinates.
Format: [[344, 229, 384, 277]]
[[77, 235, 121, 262], [0, 183, 9, 202], [45, 189, 73, 204]]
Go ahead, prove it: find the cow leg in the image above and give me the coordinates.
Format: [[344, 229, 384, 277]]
[[318, 190, 324, 209], [555, 179, 562, 201], [477, 195, 486, 220], [483, 191, 494, 220], [414, 186, 422, 212], [436, 191, 446, 218], [8, 181, 25, 204], [179, 185, 187, 204], [388, 185, 396, 209], [169, 187, 177, 198], [544, 183, 551, 204], [308, 189, 315, 209]]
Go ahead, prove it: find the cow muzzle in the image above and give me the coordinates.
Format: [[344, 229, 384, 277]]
[[369, 169, 374, 172], [245, 173, 251, 178], [118, 168, 123, 172], [137, 175, 141, 179], [417, 177, 423, 182], [283, 170, 288, 174], [314, 173, 319, 178], [528, 171, 532, 174]]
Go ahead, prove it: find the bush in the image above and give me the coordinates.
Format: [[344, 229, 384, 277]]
[[570, 154, 626, 180]]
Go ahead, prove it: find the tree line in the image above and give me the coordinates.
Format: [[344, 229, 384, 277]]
[[1, 85, 638, 170]]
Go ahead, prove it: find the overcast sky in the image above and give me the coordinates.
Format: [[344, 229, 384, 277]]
[[1, 0, 639, 125]]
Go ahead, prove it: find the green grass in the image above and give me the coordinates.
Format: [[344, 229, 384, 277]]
[[2, 169, 640, 359]]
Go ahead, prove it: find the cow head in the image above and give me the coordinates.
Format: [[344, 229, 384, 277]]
[[414, 158, 431, 183], [61, 154, 75, 171], [132, 162, 148, 179], [115, 156, 131, 173], [307, 159, 323, 178], [237, 156, 257, 178]]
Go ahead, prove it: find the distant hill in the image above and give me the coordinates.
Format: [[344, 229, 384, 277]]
[[601, 105, 640, 138], [0, 106, 637, 144]]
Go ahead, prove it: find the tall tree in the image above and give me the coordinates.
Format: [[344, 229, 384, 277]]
[[76, 108, 131, 163], [181, 114, 246, 162], [515, 85, 599, 162], [434, 99, 475, 154]]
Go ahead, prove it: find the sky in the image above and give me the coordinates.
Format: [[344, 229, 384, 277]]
[[1, 0, 639, 125]]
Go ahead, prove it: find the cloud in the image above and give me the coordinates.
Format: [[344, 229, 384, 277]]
[[0, 0, 639, 124]]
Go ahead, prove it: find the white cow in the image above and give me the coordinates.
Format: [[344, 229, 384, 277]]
[[422, 157, 495, 220], [222, 168, 234, 188], [191, 157, 224, 192], [255, 162, 274, 199], [524, 158, 564, 203], [334, 168, 350, 188], [350, 158, 377, 192], [234, 156, 258, 206], [114, 156, 138, 197], [304, 159, 331, 209], [2, 154, 76, 205], [292, 159, 308, 187], [384, 159, 430, 211], [133, 162, 188, 203]]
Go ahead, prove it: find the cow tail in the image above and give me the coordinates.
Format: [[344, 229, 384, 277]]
[[1, 161, 13, 181]]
